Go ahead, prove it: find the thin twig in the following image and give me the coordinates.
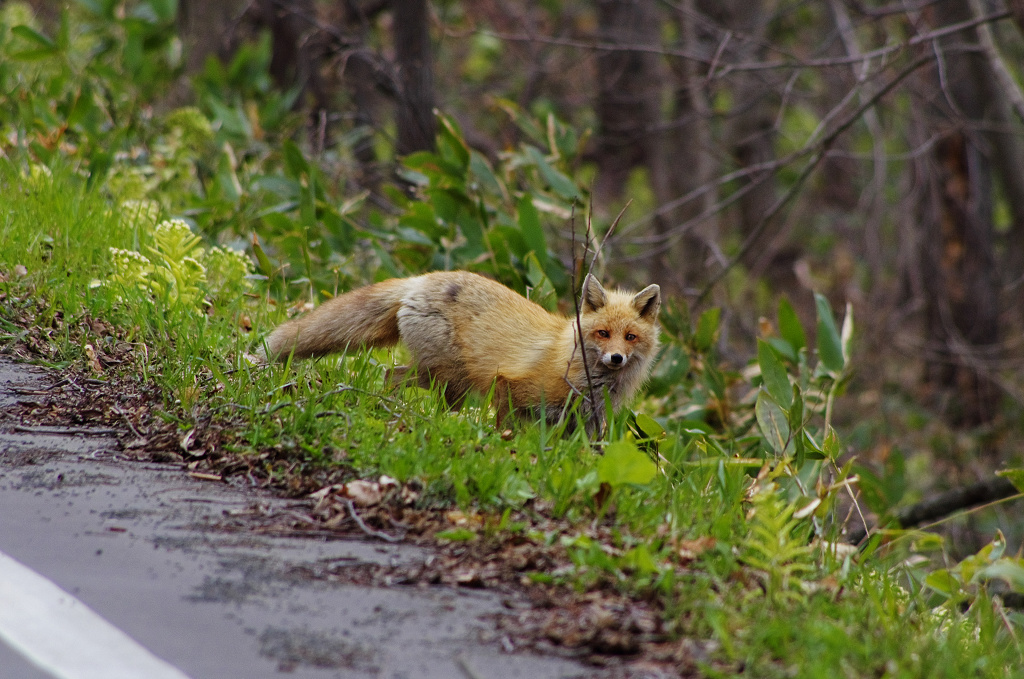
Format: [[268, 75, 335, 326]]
[[968, 0, 1024, 123], [342, 499, 404, 543], [567, 203, 601, 435], [696, 53, 935, 303], [482, 11, 1010, 74]]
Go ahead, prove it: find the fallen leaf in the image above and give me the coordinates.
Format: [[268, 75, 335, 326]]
[[675, 536, 716, 563], [344, 479, 386, 507], [180, 427, 197, 452]]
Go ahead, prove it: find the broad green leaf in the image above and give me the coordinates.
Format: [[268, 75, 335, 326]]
[[694, 308, 721, 351], [282, 139, 310, 178], [524, 146, 580, 201], [146, 0, 177, 22], [767, 336, 796, 362], [622, 546, 658, 574], [758, 339, 793, 409], [822, 426, 840, 460], [635, 413, 665, 439], [996, 468, 1024, 493], [12, 25, 55, 48], [517, 194, 547, 263], [756, 389, 791, 456], [777, 297, 806, 353], [814, 293, 844, 373], [924, 569, 961, 597], [802, 430, 826, 460], [402, 151, 440, 171], [216, 150, 242, 203], [598, 439, 657, 486], [9, 48, 61, 61], [523, 252, 557, 311], [501, 474, 536, 503], [469, 151, 505, 199], [975, 559, 1024, 592], [437, 115, 470, 171]]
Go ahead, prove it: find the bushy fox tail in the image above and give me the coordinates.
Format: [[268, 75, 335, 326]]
[[260, 277, 412, 361]]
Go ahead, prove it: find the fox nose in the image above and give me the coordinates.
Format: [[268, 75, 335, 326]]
[[609, 353, 624, 365]]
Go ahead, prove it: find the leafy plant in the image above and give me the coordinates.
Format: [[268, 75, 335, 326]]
[[98, 214, 253, 313]]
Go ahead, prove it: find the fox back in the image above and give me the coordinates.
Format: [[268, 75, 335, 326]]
[[261, 271, 660, 432]]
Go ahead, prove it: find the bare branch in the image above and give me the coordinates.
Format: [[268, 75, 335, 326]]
[[482, 11, 1010, 74], [697, 53, 936, 302], [968, 0, 1024, 123]]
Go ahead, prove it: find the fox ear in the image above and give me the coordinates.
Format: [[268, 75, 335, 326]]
[[632, 284, 661, 320], [581, 274, 608, 312]]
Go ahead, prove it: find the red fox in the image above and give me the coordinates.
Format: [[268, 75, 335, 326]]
[[260, 271, 661, 432]]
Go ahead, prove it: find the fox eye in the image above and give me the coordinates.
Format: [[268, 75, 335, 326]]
[[625, 333, 637, 341], [597, 329, 610, 338]]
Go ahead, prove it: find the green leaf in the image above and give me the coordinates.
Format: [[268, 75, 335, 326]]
[[437, 528, 477, 542], [282, 139, 310, 179], [523, 252, 557, 311], [12, 25, 55, 48], [469, 151, 505, 199], [9, 48, 61, 61], [756, 389, 791, 456], [598, 439, 657, 487], [801, 430, 826, 460], [621, 545, 658, 574], [501, 474, 536, 503], [924, 569, 961, 597], [758, 339, 793, 409], [777, 297, 806, 353], [437, 115, 470, 172], [524, 146, 580, 201], [517, 194, 547, 263], [694, 308, 721, 352], [635, 413, 665, 439], [146, 0, 178, 22], [975, 559, 1024, 592], [216, 150, 242, 203], [814, 293, 844, 373], [822, 426, 840, 460], [996, 468, 1024, 493], [250, 237, 273, 277]]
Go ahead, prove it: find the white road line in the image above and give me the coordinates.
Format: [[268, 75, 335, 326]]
[[0, 549, 192, 679]]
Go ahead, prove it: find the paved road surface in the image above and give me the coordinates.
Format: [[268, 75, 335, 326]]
[[0, 359, 597, 679]]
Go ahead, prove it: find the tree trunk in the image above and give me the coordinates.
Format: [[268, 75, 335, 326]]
[[649, 2, 715, 293], [916, 1, 1002, 427], [393, 0, 436, 155], [256, 0, 331, 142], [700, 0, 780, 271], [591, 0, 662, 203], [590, 1, 715, 294], [177, 0, 249, 75]]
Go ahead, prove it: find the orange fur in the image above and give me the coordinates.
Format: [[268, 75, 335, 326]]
[[260, 271, 661, 432]]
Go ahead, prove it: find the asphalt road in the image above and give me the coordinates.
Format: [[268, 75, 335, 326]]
[[0, 358, 597, 679]]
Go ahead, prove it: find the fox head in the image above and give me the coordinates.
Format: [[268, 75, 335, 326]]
[[579, 274, 661, 375]]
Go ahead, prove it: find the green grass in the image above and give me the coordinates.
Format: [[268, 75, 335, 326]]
[[3, 157, 1024, 678]]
